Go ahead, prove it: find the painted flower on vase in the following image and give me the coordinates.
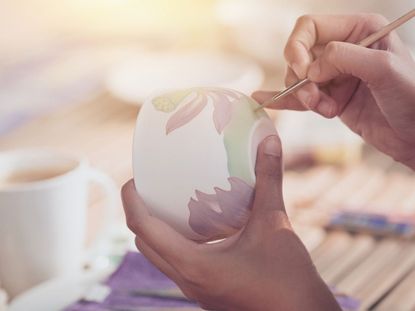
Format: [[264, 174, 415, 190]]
[[132, 87, 277, 239], [152, 87, 241, 135], [150, 87, 274, 240], [188, 177, 254, 240]]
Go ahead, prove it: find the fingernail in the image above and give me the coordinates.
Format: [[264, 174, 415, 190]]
[[297, 89, 311, 108], [308, 61, 320, 80], [263, 135, 281, 156], [318, 100, 333, 117]]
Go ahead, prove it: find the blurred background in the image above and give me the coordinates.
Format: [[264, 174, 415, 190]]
[[1, 0, 414, 159], [1, 1, 415, 309]]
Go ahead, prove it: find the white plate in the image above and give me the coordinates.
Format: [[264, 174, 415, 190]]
[[8, 269, 111, 311], [105, 52, 264, 104]]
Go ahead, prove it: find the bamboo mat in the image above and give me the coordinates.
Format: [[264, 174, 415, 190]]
[[290, 164, 415, 310], [300, 230, 415, 311]]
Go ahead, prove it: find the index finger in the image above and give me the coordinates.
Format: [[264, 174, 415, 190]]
[[284, 14, 386, 78]]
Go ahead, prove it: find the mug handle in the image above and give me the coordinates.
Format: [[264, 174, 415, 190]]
[[84, 168, 119, 270]]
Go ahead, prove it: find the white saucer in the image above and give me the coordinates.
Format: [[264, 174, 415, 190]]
[[105, 52, 264, 104], [8, 269, 110, 311]]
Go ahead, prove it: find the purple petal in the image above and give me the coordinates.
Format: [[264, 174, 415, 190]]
[[228, 177, 255, 196], [188, 198, 233, 239], [215, 178, 254, 220], [188, 177, 254, 240], [214, 187, 252, 226], [195, 190, 221, 213], [165, 94, 207, 135], [195, 190, 217, 203]]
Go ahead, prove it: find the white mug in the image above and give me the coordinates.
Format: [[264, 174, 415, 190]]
[[0, 149, 117, 298]]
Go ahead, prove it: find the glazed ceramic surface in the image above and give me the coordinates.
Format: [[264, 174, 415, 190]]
[[133, 87, 276, 241]]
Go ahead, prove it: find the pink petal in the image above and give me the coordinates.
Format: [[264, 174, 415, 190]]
[[212, 95, 233, 134], [165, 94, 207, 135], [208, 88, 241, 100]]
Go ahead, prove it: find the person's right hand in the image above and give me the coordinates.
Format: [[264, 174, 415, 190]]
[[122, 135, 341, 311], [253, 14, 415, 170]]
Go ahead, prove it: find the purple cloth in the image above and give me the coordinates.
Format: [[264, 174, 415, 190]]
[[330, 286, 360, 311], [66, 252, 359, 311], [335, 295, 360, 311], [65, 251, 196, 311]]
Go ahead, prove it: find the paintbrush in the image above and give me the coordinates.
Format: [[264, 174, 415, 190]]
[[256, 8, 415, 111]]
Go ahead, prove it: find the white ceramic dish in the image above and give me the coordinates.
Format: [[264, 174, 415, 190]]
[[105, 52, 264, 104]]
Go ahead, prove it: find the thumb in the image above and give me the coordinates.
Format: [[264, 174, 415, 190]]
[[251, 135, 285, 216], [308, 41, 392, 87]]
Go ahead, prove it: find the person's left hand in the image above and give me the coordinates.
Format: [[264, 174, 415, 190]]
[[122, 136, 340, 311]]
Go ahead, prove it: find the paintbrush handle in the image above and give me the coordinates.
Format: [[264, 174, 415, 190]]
[[358, 9, 415, 47], [261, 9, 415, 109]]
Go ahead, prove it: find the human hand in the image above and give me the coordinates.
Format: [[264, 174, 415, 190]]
[[253, 14, 415, 170], [122, 135, 340, 311]]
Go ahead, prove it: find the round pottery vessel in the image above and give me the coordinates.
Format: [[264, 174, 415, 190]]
[[133, 87, 277, 241]]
